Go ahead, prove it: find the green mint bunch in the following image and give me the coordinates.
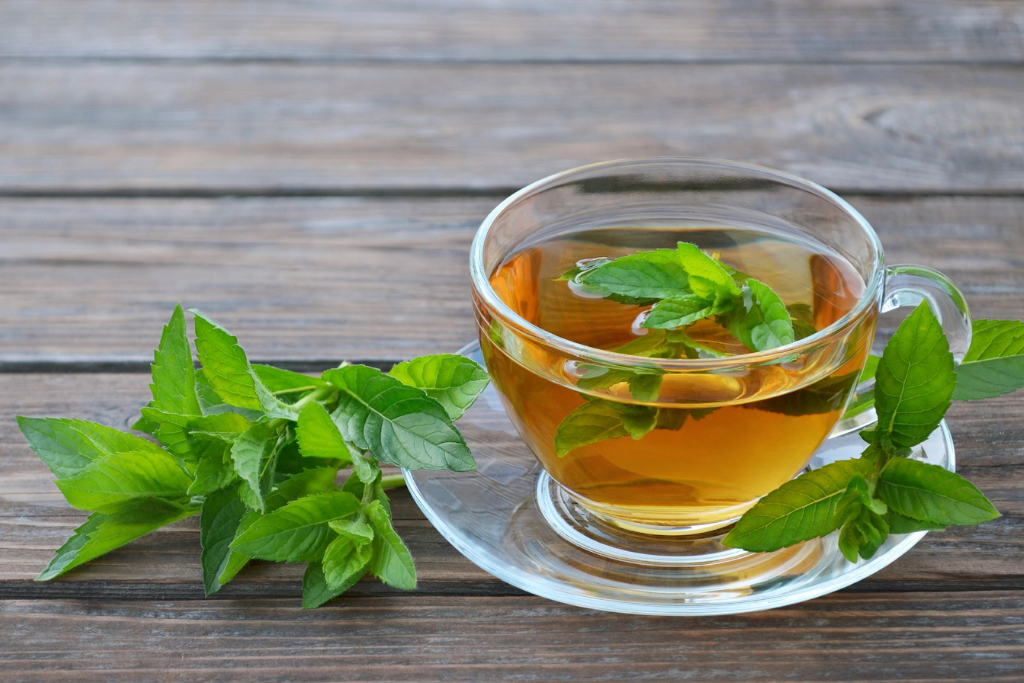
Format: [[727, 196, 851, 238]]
[[563, 242, 798, 353], [17, 306, 489, 607], [723, 303, 1017, 561]]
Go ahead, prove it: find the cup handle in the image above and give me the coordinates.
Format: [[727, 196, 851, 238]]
[[830, 264, 972, 437]]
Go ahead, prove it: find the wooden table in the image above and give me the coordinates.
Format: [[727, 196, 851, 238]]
[[2, 2, 1024, 680]]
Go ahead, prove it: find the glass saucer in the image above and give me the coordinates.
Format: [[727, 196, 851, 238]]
[[403, 342, 955, 616]]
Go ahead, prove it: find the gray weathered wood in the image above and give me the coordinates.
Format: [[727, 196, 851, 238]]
[[3, 64, 1024, 193], [3, 594, 1024, 681], [1, 196, 1021, 363], [1, 1, 1022, 63]]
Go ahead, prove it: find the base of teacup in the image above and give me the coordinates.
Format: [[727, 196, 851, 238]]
[[537, 471, 752, 566]]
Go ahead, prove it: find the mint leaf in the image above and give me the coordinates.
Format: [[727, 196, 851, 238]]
[[554, 401, 630, 457], [342, 471, 391, 518], [324, 365, 474, 472], [878, 458, 999, 526], [229, 423, 280, 512], [953, 319, 1024, 400], [626, 371, 663, 403], [302, 560, 365, 609], [54, 450, 191, 513], [887, 510, 946, 534], [296, 402, 352, 462], [642, 295, 715, 330], [578, 249, 690, 300], [874, 303, 955, 448], [191, 310, 299, 419], [349, 451, 379, 485], [231, 490, 360, 562], [38, 499, 197, 581], [188, 413, 253, 443], [17, 416, 166, 479], [200, 483, 248, 596], [729, 278, 796, 352], [675, 242, 741, 298], [388, 354, 489, 420], [860, 355, 880, 382], [322, 536, 373, 591], [838, 507, 889, 562], [187, 440, 238, 496], [149, 304, 202, 417], [365, 499, 416, 590], [222, 467, 340, 584], [329, 516, 374, 544], [721, 459, 873, 552], [252, 364, 326, 394]]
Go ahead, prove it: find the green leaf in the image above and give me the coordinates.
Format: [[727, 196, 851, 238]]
[[350, 452, 379, 485], [626, 372, 663, 403], [230, 423, 279, 511], [578, 249, 690, 301], [730, 278, 796, 352], [324, 365, 475, 472], [388, 354, 490, 421], [296, 402, 352, 462], [149, 304, 202, 417], [722, 459, 873, 552], [16, 416, 166, 479], [322, 536, 373, 591], [874, 303, 955, 448], [252, 364, 326, 394], [188, 413, 253, 443], [642, 295, 715, 330], [302, 561, 366, 609], [838, 507, 890, 562], [187, 440, 238, 496], [887, 510, 946, 534], [844, 475, 888, 515], [200, 483, 248, 596], [37, 499, 198, 581], [878, 458, 1000, 526], [231, 490, 360, 562], [675, 242, 741, 297], [365, 500, 416, 590], [54, 450, 192, 513], [329, 516, 374, 544], [191, 310, 299, 419], [953, 319, 1024, 400], [221, 467, 340, 584], [554, 401, 629, 457]]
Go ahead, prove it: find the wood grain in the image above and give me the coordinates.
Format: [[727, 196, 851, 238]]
[[1, 196, 1021, 364], [1, 1, 1022, 63], [1, 373, 1022, 599], [3, 63, 1024, 193], [3, 594, 1024, 681]]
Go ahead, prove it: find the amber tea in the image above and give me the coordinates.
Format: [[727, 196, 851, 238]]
[[479, 225, 876, 533]]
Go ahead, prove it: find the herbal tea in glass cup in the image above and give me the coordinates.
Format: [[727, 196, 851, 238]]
[[470, 159, 971, 539]]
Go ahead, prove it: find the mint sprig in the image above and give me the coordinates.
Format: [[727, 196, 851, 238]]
[[723, 302, 1003, 561], [18, 304, 488, 607], [565, 242, 796, 353]]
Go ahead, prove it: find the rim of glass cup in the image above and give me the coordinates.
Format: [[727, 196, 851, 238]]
[[469, 157, 886, 371]]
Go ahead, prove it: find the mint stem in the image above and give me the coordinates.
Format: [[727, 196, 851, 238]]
[[379, 473, 406, 490]]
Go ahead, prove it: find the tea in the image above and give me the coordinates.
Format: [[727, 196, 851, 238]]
[[480, 225, 875, 532]]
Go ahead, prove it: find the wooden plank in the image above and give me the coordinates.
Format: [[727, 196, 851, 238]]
[[2, 593, 1024, 681], [2, 63, 1024, 193], [1, 1, 1022, 63], [2, 373, 1022, 598], [0, 196, 1022, 363]]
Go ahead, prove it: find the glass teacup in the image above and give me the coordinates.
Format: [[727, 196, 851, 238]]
[[470, 159, 971, 539]]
